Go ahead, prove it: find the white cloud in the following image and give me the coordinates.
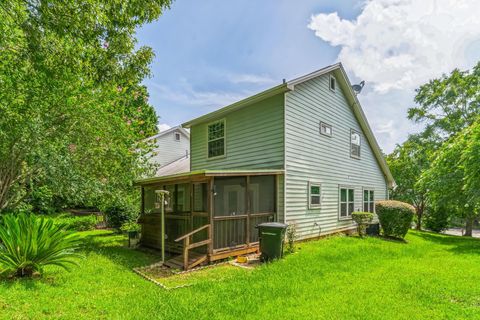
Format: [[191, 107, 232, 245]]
[[308, 0, 480, 152], [157, 123, 171, 132], [228, 73, 277, 85], [308, 0, 480, 93]]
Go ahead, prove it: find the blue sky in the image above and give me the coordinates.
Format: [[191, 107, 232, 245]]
[[137, 0, 480, 153]]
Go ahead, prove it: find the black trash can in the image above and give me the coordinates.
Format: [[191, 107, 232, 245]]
[[257, 222, 288, 262]]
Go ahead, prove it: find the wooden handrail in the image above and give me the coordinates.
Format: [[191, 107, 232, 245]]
[[174, 224, 211, 242], [173, 224, 212, 271]]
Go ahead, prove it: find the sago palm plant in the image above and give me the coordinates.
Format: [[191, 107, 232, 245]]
[[0, 213, 83, 277]]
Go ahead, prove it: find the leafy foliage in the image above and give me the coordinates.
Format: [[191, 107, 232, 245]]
[[0, 0, 171, 212], [351, 212, 374, 237], [0, 213, 83, 277], [285, 223, 298, 254], [424, 207, 450, 233], [376, 200, 415, 239], [53, 214, 98, 232], [120, 221, 141, 233], [419, 120, 480, 236], [386, 130, 439, 230], [408, 62, 480, 137]]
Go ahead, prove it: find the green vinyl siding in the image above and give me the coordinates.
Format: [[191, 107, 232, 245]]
[[284, 73, 388, 239], [190, 94, 285, 171]]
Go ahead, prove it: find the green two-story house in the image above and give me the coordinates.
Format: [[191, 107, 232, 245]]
[[136, 63, 394, 270]]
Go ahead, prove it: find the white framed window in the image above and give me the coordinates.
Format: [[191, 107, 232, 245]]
[[174, 132, 181, 141], [329, 74, 336, 92], [320, 121, 332, 137], [308, 182, 321, 209], [350, 129, 361, 159], [339, 186, 355, 219], [363, 189, 375, 213], [207, 119, 226, 158]]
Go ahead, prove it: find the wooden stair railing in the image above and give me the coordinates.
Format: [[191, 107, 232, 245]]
[[174, 224, 212, 270]]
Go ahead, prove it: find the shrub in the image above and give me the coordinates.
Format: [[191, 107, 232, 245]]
[[376, 200, 415, 239], [54, 215, 97, 231], [0, 213, 83, 278], [352, 212, 374, 237], [424, 207, 450, 232], [285, 223, 297, 254], [104, 205, 137, 229], [120, 221, 141, 233]]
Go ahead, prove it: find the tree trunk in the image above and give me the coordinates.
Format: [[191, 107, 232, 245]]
[[464, 218, 474, 237], [415, 203, 424, 231]]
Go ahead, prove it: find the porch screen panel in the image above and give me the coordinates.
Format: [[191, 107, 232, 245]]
[[176, 183, 191, 213], [193, 183, 208, 212], [213, 219, 246, 249], [249, 176, 275, 213], [249, 215, 273, 243], [143, 186, 163, 214], [214, 177, 246, 217]]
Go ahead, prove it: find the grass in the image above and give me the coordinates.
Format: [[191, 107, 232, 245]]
[[1, 230, 480, 319]]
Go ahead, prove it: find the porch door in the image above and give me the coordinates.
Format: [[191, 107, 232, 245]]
[[212, 175, 276, 251]]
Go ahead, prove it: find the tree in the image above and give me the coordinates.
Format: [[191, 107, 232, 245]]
[[0, 0, 171, 212], [419, 121, 480, 236], [387, 130, 439, 230], [408, 62, 480, 137]]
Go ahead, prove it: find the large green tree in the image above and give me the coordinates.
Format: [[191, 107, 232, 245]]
[[420, 121, 480, 236], [387, 130, 439, 230], [408, 62, 480, 137], [0, 0, 171, 211]]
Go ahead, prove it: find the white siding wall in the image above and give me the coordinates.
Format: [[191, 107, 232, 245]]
[[284, 73, 388, 239], [149, 130, 190, 167]]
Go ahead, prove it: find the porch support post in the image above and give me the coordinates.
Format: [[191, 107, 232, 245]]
[[155, 190, 169, 263]]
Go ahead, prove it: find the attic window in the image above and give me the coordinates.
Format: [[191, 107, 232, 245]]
[[174, 132, 181, 141], [207, 119, 225, 158], [320, 121, 332, 137], [350, 129, 361, 159], [329, 75, 336, 91]]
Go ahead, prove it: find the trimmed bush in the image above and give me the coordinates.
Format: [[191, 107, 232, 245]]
[[352, 212, 374, 237], [376, 200, 415, 239]]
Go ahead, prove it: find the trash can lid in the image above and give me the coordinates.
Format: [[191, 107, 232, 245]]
[[257, 222, 288, 229]]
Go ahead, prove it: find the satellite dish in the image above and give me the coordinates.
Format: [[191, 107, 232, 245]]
[[352, 81, 365, 94]]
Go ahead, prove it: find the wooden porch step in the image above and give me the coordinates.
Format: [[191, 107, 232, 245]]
[[164, 252, 207, 270]]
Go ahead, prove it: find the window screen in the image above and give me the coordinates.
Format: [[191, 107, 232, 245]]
[[309, 183, 321, 208], [351, 130, 361, 158], [208, 120, 225, 158], [363, 189, 375, 213], [340, 187, 355, 218]]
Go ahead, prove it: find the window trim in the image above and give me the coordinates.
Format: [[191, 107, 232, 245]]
[[308, 182, 322, 209], [174, 131, 181, 142], [206, 118, 226, 160], [320, 121, 333, 137], [362, 188, 375, 213], [329, 74, 336, 92], [350, 129, 361, 159], [338, 185, 355, 220]]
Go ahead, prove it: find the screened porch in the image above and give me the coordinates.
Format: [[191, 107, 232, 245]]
[[137, 171, 280, 264]]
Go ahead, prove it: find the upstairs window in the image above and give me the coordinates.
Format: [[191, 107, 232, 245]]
[[350, 129, 361, 158], [329, 74, 336, 91], [174, 132, 181, 141], [309, 182, 321, 209], [320, 121, 332, 137], [339, 187, 354, 218], [363, 189, 375, 213], [207, 119, 225, 158]]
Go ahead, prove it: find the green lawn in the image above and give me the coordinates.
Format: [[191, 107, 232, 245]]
[[1, 230, 480, 319]]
